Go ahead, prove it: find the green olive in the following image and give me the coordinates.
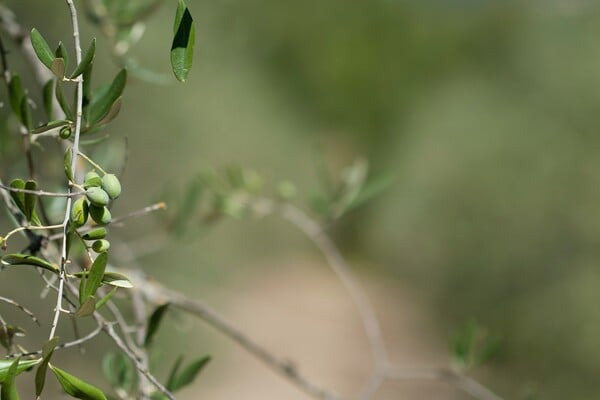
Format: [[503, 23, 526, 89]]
[[89, 204, 112, 225], [70, 197, 89, 227], [81, 227, 107, 241], [101, 174, 122, 199], [92, 239, 110, 253], [85, 187, 110, 207], [59, 126, 72, 139], [84, 171, 102, 189]]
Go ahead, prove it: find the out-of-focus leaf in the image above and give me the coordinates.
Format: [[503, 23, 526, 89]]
[[165, 355, 184, 391], [71, 38, 96, 79], [43, 79, 54, 119], [170, 0, 195, 82], [1, 356, 20, 400], [8, 75, 25, 119], [95, 287, 117, 310], [166, 356, 211, 392], [30, 29, 54, 69], [1, 254, 58, 273], [35, 337, 59, 397], [95, 98, 121, 126], [88, 69, 127, 126], [102, 353, 133, 390], [345, 173, 393, 213], [50, 365, 107, 400], [144, 303, 169, 347], [19, 97, 33, 130]]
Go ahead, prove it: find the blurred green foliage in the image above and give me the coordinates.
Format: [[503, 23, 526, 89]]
[[4, 0, 600, 398]]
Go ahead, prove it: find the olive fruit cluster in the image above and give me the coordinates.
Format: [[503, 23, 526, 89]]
[[81, 227, 110, 253], [70, 171, 122, 227]]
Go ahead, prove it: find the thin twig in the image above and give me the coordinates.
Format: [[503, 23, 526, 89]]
[[0, 296, 40, 326], [50, 0, 85, 341], [0, 183, 83, 198], [385, 364, 503, 400], [127, 271, 343, 400]]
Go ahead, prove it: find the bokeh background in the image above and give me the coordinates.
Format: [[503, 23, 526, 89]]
[[3, 0, 600, 398]]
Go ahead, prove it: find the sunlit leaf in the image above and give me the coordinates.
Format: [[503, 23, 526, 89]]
[[1, 254, 58, 273], [30, 29, 54, 69], [71, 271, 133, 289], [1, 357, 20, 400], [0, 359, 40, 383], [50, 365, 107, 400], [170, 0, 195, 82]]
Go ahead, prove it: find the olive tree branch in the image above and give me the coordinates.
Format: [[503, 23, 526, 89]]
[[49, 0, 85, 340]]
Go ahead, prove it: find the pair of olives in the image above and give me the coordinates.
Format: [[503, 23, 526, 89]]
[[80, 227, 110, 253]]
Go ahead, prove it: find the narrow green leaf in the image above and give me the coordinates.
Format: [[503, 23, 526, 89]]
[[101, 353, 133, 390], [35, 337, 59, 396], [144, 303, 169, 347], [88, 69, 127, 126], [82, 252, 108, 300], [43, 79, 54, 119], [170, 0, 195, 82], [55, 41, 69, 71], [31, 120, 71, 135], [51, 57, 66, 79], [8, 74, 25, 119], [95, 98, 121, 126], [23, 180, 37, 222], [95, 287, 118, 311], [1, 254, 58, 273], [0, 359, 40, 384], [64, 147, 74, 182], [50, 365, 107, 400], [75, 296, 96, 318], [1, 356, 20, 400], [167, 356, 211, 392], [165, 355, 184, 391], [9, 179, 26, 215], [55, 80, 74, 120], [19, 97, 33, 130], [71, 38, 96, 79], [82, 62, 93, 126], [30, 29, 55, 69], [71, 271, 133, 289]]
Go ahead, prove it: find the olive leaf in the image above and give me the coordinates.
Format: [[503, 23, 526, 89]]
[[50, 365, 107, 400], [1, 254, 59, 274], [30, 29, 54, 69], [1, 356, 20, 400], [170, 0, 195, 82], [71, 38, 96, 79], [35, 337, 59, 397], [88, 69, 127, 127]]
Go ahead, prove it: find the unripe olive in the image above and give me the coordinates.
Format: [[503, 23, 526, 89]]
[[70, 197, 89, 227], [84, 171, 102, 189], [85, 187, 110, 207], [89, 204, 112, 225], [92, 239, 110, 253], [81, 227, 107, 241], [101, 174, 121, 199], [59, 126, 72, 139]]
